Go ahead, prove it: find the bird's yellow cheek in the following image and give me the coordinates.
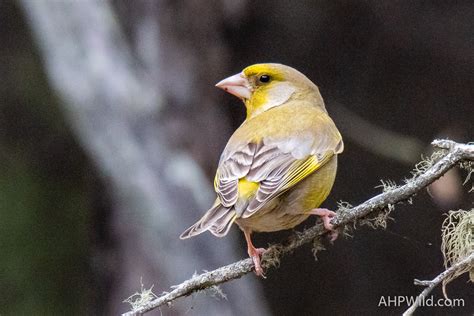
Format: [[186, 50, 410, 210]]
[[245, 89, 268, 118]]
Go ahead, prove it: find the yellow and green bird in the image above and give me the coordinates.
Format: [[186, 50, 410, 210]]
[[180, 63, 343, 276]]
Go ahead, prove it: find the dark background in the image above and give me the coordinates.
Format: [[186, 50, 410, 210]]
[[1, 1, 472, 315]]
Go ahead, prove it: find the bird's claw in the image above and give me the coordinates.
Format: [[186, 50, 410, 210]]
[[309, 208, 339, 241], [249, 247, 267, 277]]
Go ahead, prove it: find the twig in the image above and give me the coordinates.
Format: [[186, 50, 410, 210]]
[[403, 251, 474, 316], [122, 139, 474, 316]]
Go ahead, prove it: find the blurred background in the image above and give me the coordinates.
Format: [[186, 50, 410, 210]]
[[1, 0, 472, 315]]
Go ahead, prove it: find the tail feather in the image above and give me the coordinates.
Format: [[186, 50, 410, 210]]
[[209, 210, 237, 237], [180, 203, 236, 239]]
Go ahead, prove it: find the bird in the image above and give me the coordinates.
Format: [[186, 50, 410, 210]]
[[180, 63, 343, 276]]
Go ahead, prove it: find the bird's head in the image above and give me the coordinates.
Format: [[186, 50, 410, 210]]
[[216, 63, 324, 118]]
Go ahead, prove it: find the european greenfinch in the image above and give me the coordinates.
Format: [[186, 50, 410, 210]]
[[181, 63, 343, 276]]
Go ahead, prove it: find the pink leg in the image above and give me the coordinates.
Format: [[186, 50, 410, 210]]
[[308, 208, 338, 242], [243, 229, 266, 277]]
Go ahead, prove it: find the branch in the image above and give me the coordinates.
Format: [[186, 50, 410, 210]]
[[402, 251, 474, 316], [122, 139, 474, 316]]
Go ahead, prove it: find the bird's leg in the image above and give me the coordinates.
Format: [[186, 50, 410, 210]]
[[308, 208, 338, 242], [243, 229, 266, 277]]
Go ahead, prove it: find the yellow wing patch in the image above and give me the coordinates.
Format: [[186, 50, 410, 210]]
[[281, 152, 332, 191], [238, 178, 259, 198]]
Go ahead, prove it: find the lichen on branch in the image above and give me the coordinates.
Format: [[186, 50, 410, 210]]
[[441, 209, 474, 297]]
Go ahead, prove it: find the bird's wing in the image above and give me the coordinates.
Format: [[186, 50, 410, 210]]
[[213, 142, 257, 207], [214, 117, 343, 218]]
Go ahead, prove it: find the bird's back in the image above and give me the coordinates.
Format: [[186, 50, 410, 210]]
[[223, 100, 340, 155]]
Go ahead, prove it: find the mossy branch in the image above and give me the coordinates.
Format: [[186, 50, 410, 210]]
[[122, 139, 474, 316], [403, 209, 474, 316]]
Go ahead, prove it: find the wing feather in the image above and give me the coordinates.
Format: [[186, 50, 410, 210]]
[[244, 151, 332, 217], [214, 110, 343, 219], [180, 202, 233, 239]]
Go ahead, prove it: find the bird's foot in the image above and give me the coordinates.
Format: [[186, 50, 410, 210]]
[[248, 247, 267, 277], [308, 208, 338, 242]]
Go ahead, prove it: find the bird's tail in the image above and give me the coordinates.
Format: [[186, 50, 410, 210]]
[[180, 202, 237, 239]]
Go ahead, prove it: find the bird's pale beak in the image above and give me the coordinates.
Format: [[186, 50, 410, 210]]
[[215, 72, 251, 100]]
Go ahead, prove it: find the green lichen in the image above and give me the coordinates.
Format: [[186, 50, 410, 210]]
[[441, 209, 474, 298], [123, 278, 158, 311]]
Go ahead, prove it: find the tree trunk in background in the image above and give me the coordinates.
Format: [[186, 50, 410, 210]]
[[20, 1, 268, 315]]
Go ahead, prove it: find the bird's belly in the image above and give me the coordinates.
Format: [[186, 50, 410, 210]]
[[236, 156, 337, 233], [236, 212, 311, 232]]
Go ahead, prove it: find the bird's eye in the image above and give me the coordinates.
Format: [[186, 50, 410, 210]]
[[259, 75, 271, 83]]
